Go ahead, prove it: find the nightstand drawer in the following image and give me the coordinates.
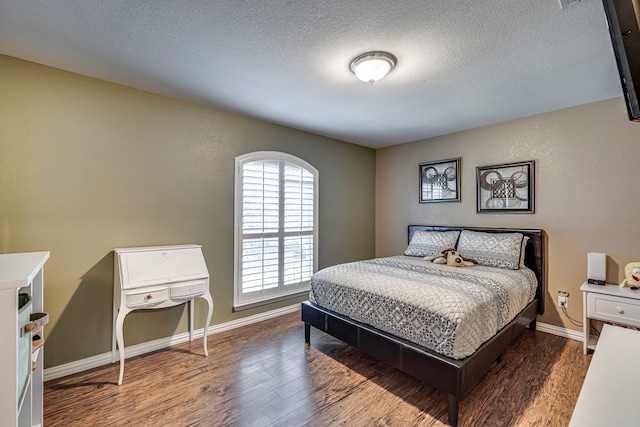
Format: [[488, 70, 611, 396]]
[[588, 293, 640, 326]]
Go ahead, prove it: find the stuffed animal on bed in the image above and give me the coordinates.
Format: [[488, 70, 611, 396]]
[[620, 262, 640, 288], [424, 248, 477, 267]]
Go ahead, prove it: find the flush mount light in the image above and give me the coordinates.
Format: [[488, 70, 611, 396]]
[[349, 51, 397, 84]]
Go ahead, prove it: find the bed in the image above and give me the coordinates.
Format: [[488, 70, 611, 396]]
[[301, 225, 546, 426]]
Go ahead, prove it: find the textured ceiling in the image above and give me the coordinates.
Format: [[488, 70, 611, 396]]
[[0, 0, 623, 148]]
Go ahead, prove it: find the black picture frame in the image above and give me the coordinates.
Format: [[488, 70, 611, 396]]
[[419, 158, 460, 203], [476, 160, 535, 213]]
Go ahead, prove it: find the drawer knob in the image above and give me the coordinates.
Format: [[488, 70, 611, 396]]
[[617, 307, 625, 314]]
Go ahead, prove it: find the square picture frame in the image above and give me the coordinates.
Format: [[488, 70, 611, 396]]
[[476, 160, 535, 213], [419, 158, 461, 203]]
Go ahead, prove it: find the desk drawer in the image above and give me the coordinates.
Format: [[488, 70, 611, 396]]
[[126, 287, 169, 308], [170, 280, 207, 301], [588, 293, 640, 327]]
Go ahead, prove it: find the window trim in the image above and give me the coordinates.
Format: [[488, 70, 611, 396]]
[[233, 151, 318, 310]]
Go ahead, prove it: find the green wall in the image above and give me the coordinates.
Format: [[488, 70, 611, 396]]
[[0, 55, 376, 368]]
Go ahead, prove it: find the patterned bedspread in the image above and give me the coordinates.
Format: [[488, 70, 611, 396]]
[[309, 256, 537, 359]]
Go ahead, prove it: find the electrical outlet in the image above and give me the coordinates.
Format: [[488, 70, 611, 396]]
[[558, 295, 568, 308]]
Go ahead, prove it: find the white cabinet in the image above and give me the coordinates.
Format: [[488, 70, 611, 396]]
[[570, 324, 640, 426], [581, 281, 640, 354], [112, 245, 213, 385], [0, 252, 50, 427]]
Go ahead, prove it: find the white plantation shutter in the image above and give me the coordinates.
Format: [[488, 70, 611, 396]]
[[240, 160, 280, 294], [234, 152, 318, 308], [241, 237, 278, 292], [284, 234, 314, 285], [242, 160, 279, 234], [283, 162, 314, 286], [284, 162, 314, 232]]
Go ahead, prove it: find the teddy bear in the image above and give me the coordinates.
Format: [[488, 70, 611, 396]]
[[424, 248, 477, 267], [619, 261, 640, 288]]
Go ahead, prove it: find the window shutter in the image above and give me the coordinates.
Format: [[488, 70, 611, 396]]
[[283, 161, 314, 286], [240, 160, 279, 294], [284, 162, 314, 232], [241, 237, 278, 293], [235, 152, 318, 308], [284, 234, 314, 285], [242, 160, 279, 234]]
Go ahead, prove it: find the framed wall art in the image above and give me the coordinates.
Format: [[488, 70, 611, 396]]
[[419, 158, 460, 203], [476, 160, 535, 213]]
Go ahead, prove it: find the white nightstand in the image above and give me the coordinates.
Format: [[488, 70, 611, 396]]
[[581, 281, 640, 354]]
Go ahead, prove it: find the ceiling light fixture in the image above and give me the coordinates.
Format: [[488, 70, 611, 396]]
[[349, 51, 397, 84]]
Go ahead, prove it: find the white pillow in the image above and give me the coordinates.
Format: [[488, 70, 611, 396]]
[[404, 230, 460, 257], [456, 230, 524, 270]]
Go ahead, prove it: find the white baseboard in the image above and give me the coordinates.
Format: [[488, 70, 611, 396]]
[[536, 321, 583, 341], [44, 303, 301, 382], [44, 308, 581, 382]]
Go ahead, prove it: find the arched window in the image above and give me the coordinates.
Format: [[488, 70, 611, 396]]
[[234, 151, 318, 309]]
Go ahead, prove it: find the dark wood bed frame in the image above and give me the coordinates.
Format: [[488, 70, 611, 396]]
[[302, 225, 546, 427]]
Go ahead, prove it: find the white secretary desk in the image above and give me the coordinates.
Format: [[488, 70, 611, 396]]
[[112, 244, 213, 385]]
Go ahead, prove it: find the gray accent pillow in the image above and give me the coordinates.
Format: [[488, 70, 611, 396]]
[[456, 230, 524, 270], [404, 230, 460, 257]]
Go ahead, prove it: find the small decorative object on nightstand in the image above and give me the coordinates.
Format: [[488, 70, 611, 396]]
[[581, 281, 640, 354], [619, 262, 640, 288]]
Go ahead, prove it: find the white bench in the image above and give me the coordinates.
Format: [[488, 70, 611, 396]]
[[569, 324, 640, 426]]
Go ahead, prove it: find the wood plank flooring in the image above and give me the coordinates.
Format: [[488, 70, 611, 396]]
[[44, 311, 591, 426]]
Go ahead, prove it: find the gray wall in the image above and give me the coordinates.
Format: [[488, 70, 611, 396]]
[[0, 55, 376, 368]]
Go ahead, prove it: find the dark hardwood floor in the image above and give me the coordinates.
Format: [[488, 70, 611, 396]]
[[44, 311, 591, 426]]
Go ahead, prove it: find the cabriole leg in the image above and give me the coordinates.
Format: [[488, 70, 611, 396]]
[[202, 292, 213, 357], [115, 307, 130, 386]]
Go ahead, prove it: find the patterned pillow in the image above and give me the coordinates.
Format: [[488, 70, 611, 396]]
[[404, 230, 461, 257], [456, 230, 524, 270]]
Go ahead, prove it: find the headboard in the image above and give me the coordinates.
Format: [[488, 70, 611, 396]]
[[408, 225, 546, 314]]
